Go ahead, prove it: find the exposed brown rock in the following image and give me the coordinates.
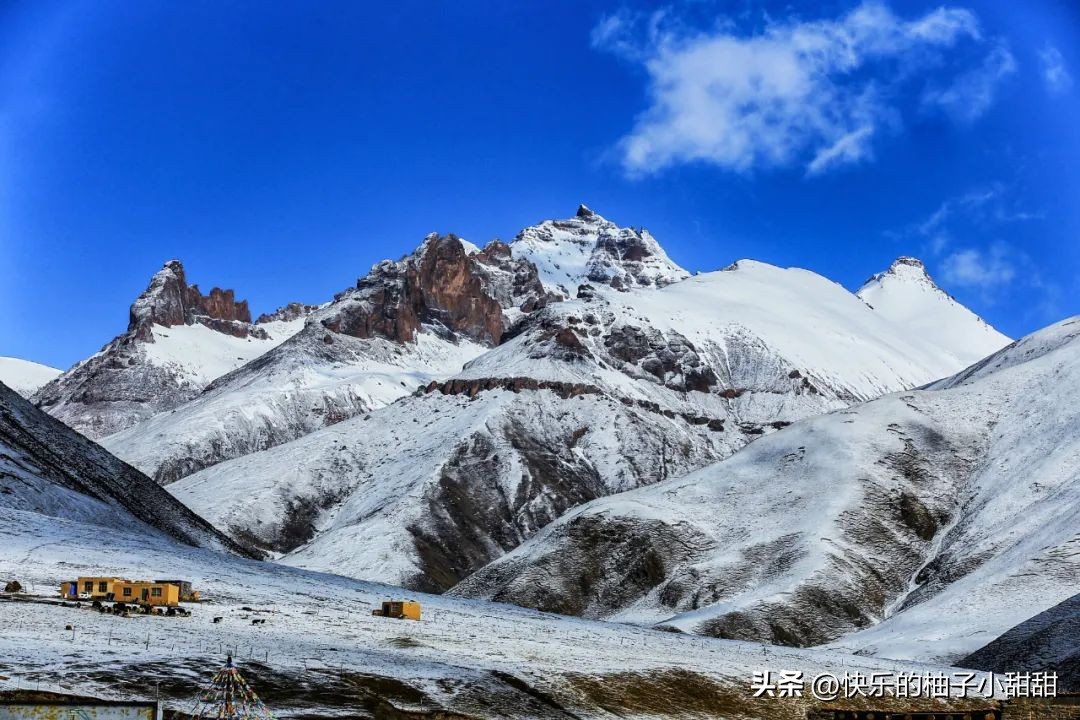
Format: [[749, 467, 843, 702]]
[[319, 234, 551, 346], [128, 260, 261, 340]]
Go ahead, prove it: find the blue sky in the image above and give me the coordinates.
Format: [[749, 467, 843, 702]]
[[1, 0, 1077, 370]]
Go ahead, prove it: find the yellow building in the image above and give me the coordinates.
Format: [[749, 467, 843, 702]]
[[73, 576, 126, 600], [114, 580, 180, 607], [372, 600, 421, 620]]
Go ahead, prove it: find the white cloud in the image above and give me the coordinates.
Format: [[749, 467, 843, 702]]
[[1039, 44, 1073, 95], [941, 243, 1016, 290], [807, 125, 875, 176], [594, 1, 1001, 176], [921, 41, 1016, 123]]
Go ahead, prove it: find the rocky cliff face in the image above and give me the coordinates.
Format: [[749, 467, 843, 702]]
[[128, 260, 264, 340], [33, 261, 305, 438], [319, 233, 552, 345]]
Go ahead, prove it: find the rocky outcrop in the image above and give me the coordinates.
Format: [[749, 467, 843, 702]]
[[318, 234, 552, 345], [129, 260, 264, 340], [33, 261, 295, 438]]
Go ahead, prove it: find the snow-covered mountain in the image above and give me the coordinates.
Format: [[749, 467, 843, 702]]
[[161, 214, 1010, 594], [856, 256, 1010, 368], [101, 233, 550, 484], [0, 379, 248, 555], [0, 357, 61, 398], [33, 260, 310, 438], [454, 316, 1080, 664]]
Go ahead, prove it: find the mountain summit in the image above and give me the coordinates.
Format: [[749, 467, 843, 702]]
[[857, 256, 1009, 368], [511, 206, 689, 297]]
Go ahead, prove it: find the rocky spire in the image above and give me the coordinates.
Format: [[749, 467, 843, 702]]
[[317, 233, 552, 346], [128, 260, 259, 340]]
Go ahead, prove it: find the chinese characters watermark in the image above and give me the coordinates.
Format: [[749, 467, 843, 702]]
[[750, 670, 1057, 701]]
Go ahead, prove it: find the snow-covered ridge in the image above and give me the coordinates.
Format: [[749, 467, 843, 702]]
[[0, 357, 61, 398], [856, 256, 1010, 368], [33, 260, 314, 439], [0, 379, 248, 555]]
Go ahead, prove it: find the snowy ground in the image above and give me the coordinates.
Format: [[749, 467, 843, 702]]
[[0, 508, 987, 719]]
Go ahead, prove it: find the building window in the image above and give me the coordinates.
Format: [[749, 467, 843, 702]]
[[151, 587, 162, 597], [83, 582, 93, 592], [98, 582, 108, 592], [123, 587, 132, 596]]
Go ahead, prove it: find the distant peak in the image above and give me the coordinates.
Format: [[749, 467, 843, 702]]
[[889, 256, 927, 273], [859, 256, 934, 291], [576, 204, 596, 219], [128, 259, 255, 340]]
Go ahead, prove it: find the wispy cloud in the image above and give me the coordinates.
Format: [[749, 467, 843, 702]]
[[940, 243, 1016, 290], [1039, 44, 1073, 95], [902, 186, 1053, 307], [593, 1, 1011, 177], [921, 41, 1016, 123]]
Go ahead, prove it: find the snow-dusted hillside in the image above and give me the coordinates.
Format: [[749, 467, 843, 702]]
[[0, 498, 987, 719], [455, 317, 1080, 663], [0, 380, 247, 555], [857, 256, 1010, 368], [33, 261, 308, 438], [167, 238, 1009, 593], [0, 357, 61, 398]]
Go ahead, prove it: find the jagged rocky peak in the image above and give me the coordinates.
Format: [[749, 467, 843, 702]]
[[129, 259, 263, 340], [317, 232, 552, 346], [511, 205, 689, 296]]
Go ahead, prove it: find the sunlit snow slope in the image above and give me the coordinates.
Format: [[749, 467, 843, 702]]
[[0, 357, 61, 398]]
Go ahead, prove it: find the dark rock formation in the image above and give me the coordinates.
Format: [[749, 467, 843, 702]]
[[129, 260, 264, 340], [319, 234, 552, 346], [961, 592, 1080, 691]]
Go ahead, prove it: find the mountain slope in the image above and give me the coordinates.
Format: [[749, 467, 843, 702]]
[[959, 591, 1080, 691], [454, 317, 1079, 663], [0, 357, 61, 398], [856, 257, 1009, 368], [167, 242, 1010, 594], [101, 233, 549, 484], [0, 380, 250, 556], [33, 261, 308, 438]]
